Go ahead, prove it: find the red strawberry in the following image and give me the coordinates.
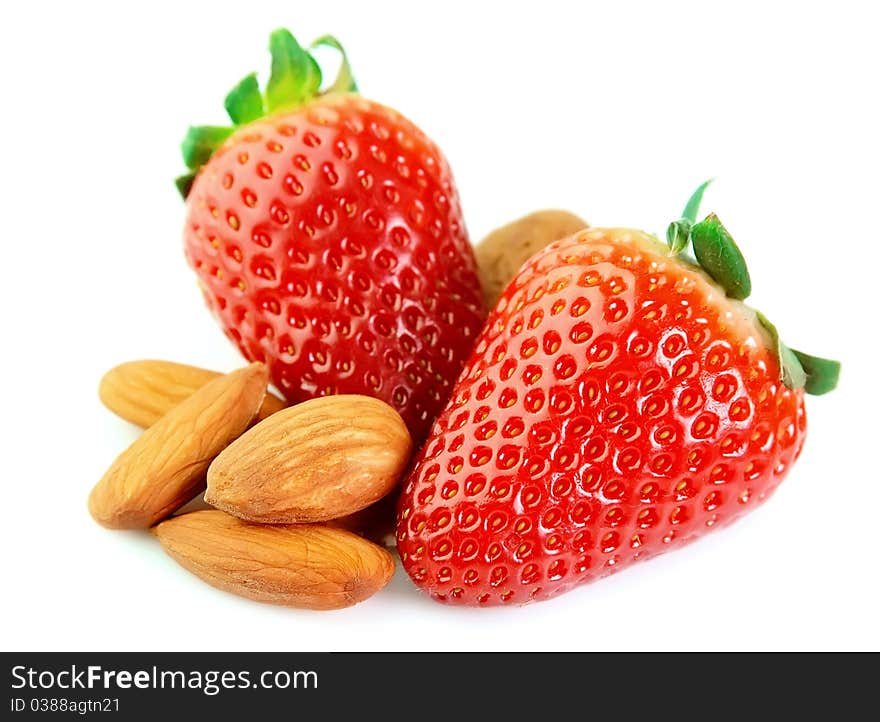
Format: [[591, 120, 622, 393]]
[[397, 184, 839, 605], [178, 30, 485, 442]]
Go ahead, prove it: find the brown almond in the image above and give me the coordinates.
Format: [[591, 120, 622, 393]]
[[88, 363, 268, 529], [206, 395, 412, 524], [99, 359, 286, 428], [154, 510, 395, 610], [475, 209, 588, 307]]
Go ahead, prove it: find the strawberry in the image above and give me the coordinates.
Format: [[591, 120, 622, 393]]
[[178, 29, 485, 442], [397, 183, 839, 605]]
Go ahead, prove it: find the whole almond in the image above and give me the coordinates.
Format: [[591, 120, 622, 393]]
[[88, 363, 268, 529], [154, 510, 395, 610], [475, 209, 588, 307], [99, 359, 286, 428], [206, 395, 412, 524]]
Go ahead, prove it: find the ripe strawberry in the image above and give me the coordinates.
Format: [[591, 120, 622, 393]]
[[397, 184, 839, 605], [178, 30, 485, 441]]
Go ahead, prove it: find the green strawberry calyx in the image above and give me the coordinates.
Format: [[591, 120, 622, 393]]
[[175, 28, 358, 198], [665, 180, 840, 395]]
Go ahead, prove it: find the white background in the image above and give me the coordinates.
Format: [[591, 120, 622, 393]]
[[1, 0, 878, 651]]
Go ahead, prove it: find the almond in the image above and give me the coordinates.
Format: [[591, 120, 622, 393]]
[[206, 394, 412, 524], [99, 359, 286, 428], [154, 510, 395, 610], [475, 209, 588, 307], [88, 363, 268, 529]]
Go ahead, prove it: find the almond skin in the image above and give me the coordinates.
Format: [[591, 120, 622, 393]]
[[206, 395, 412, 524], [89, 363, 268, 529], [154, 510, 395, 610], [475, 209, 588, 307], [99, 359, 286, 428]]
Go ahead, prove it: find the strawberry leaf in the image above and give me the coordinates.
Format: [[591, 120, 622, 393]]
[[177, 28, 359, 202], [666, 219, 691, 255], [790, 349, 841, 395], [681, 178, 714, 224], [778, 341, 808, 391], [311, 35, 358, 93], [756, 312, 807, 391], [266, 28, 322, 112], [175, 172, 196, 199], [181, 125, 235, 170], [691, 213, 752, 300], [225, 73, 264, 125]]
